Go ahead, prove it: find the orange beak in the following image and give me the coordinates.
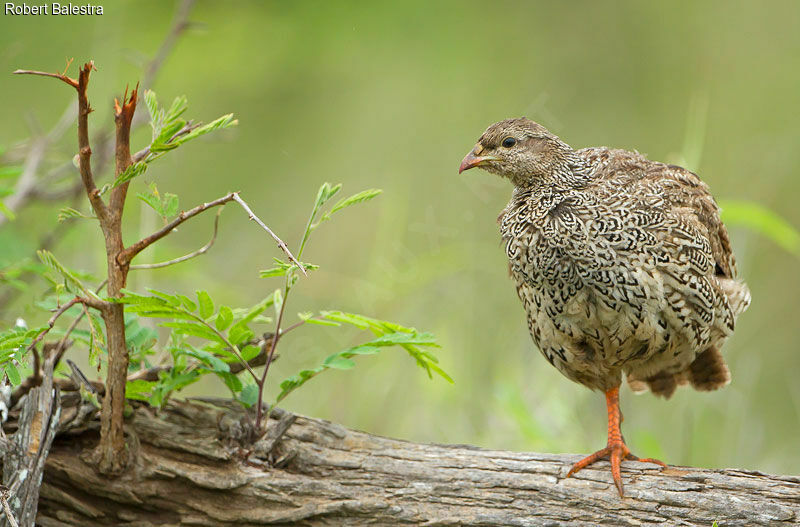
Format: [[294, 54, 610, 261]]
[[459, 146, 499, 173]]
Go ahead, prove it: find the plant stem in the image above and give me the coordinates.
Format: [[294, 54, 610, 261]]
[[255, 281, 289, 431]]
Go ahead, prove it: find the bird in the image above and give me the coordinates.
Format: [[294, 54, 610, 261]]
[[459, 118, 750, 496]]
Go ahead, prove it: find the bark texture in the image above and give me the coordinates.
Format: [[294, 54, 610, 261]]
[[12, 395, 795, 526]]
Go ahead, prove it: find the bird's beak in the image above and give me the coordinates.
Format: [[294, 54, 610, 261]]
[[459, 146, 499, 174]]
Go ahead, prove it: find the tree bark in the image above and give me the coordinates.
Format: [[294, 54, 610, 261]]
[[6, 393, 791, 527]]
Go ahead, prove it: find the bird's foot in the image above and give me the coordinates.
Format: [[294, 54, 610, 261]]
[[566, 439, 666, 496]]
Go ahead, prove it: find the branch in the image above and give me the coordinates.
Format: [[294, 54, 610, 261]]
[[231, 193, 306, 276], [130, 208, 221, 270], [25, 298, 81, 353], [118, 192, 237, 266], [74, 61, 108, 221], [109, 84, 138, 216], [23, 399, 800, 526], [12, 65, 78, 88], [24, 295, 106, 353], [118, 192, 302, 272]]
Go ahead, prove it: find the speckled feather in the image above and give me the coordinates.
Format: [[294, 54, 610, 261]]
[[468, 118, 750, 396]]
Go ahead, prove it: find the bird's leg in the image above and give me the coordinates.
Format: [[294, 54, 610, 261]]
[[566, 385, 666, 496]]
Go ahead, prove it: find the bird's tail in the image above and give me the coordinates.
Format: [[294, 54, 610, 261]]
[[627, 346, 730, 398]]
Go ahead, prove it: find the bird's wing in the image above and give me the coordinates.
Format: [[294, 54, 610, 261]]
[[579, 147, 737, 279]]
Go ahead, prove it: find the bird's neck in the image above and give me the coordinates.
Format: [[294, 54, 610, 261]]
[[514, 151, 592, 192]]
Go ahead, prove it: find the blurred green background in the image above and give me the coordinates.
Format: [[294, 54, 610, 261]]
[[1, 1, 798, 474]]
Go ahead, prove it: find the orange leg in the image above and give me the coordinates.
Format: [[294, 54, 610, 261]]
[[566, 386, 666, 497]]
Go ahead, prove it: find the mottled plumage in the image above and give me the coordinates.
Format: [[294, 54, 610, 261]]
[[460, 118, 750, 495]]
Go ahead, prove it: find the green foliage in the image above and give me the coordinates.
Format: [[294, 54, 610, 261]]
[[105, 182, 449, 413], [259, 257, 319, 278], [276, 312, 451, 407], [112, 161, 148, 188], [719, 199, 800, 259], [142, 90, 237, 166], [0, 321, 47, 384], [58, 207, 95, 223], [37, 250, 95, 298], [0, 85, 447, 430], [137, 183, 179, 222], [114, 288, 277, 406]]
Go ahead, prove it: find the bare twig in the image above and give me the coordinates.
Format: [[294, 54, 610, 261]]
[[231, 193, 306, 275], [74, 61, 108, 222], [26, 298, 82, 353], [130, 208, 221, 270], [12, 67, 78, 88], [118, 193, 238, 266], [278, 315, 323, 337]]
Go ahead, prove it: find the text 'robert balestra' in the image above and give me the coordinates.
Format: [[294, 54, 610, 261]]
[[5, 3, 104, 15]]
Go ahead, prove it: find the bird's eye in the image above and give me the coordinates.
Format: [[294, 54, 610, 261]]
[[501, 137, 517, 148]]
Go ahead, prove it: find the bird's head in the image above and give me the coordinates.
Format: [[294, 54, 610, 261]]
[[459, 118, 576, 187]]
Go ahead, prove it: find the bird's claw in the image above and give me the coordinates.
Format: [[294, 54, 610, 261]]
[[566, 441, 666, 497]]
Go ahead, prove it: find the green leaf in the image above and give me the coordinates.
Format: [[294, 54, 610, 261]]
[[126, 379, 156, 401], [228, 324, 254, 346], [305, 318, 341, 327], [260, 258, 318, 278], [4, 361, 21, 385], [144, 90, 160, 128], [137, 191, 163, 216], [162, 193, 179, 218], [147, 289, 182, 306], [174, 114, 238, 145], [196, 290, 214, 319], [216, 371, 243, 393], [161, 321, 223, 343], [240, 344, 261, 361], [180, 347, 230, 373], [112, 162, 147, 188], [177, 294, 198, 312], [87, 311, 106, 367], [0, 166, 23, 179], [165, 95, 188, 123], [37, 250, 90, 295], [322, 356, 356, 369], [259, 267, 289, 278], [215, 305, 233, 331], [320, 311, 371, 330], [0, 200, 15, 221], [328, 189, 382, 216], [274, 328, 451, 406], [239, 383, 259, 407], [58, 207, 94, 223], [153, 119, 187, 148], [719, 199, 800, 258], [272, 289, 283, 319]]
